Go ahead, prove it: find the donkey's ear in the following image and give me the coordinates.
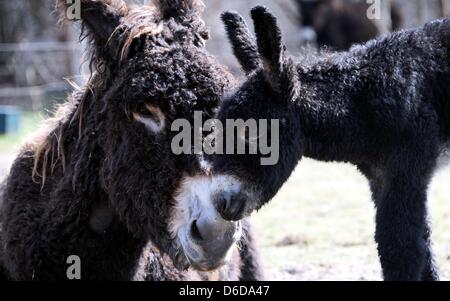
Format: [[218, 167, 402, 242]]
[[221, 11, 261, 75], [154, 0, 205, 19], [56, 0, 128, 60], [251, 6, 285, 90]]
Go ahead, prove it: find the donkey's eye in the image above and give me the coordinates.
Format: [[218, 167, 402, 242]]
[[137, 105, 156, 119], [133, 104, 166, 134]]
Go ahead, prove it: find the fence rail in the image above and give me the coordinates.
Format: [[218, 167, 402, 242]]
[[0, 41, 83, 111], [0, 41, 79, 53]]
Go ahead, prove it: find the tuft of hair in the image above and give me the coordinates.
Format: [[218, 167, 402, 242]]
[[55, 0, 128, 25], [55, 0, 130, 65], [153, 0, 204, 18], [27, 97, 79, 187]]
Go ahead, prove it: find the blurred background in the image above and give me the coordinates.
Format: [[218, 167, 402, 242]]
[[1, 0, 450, 280]]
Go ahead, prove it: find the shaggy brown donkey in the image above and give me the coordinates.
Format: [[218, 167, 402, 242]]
[[0, 0, 262, 281], [184, 6, 450, 281]]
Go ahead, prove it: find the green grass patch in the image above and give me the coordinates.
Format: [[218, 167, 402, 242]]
[[0, 112, 44, 153]]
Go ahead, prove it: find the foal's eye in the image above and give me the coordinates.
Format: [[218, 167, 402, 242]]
[[133, 104, 166, 134], [238, 127, 259, 144]]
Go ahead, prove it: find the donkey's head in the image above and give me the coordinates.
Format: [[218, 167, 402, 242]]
[[297, 0, 340, 28], [53, 0, 241, 271], [180, 7, 303, 221]]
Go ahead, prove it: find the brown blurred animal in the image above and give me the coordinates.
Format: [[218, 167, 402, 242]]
[[296, 0, 403, 50]]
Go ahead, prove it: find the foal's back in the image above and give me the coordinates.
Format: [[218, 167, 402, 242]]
[[335, 18, 449, 145]]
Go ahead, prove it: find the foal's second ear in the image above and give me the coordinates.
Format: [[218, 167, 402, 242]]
[[56, 0, 128, 61], [251, 6, 285, 90]]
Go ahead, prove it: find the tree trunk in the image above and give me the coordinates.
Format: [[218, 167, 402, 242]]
[[416, 0, 427, 24], [375, 0, 392, 34]]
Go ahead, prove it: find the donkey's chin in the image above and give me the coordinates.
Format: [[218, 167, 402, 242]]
[[185, 249, 231, 272], [170, 174, 244, 272]]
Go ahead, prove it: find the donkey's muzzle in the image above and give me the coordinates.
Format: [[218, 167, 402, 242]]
[[187, 215, 239, 271]]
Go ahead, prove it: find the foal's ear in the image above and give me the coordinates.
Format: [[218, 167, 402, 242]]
[[56, 0, 128, 61], [251, 6, 286, 90], [221, 11, 261, 75], [154, 0, 205, 19]]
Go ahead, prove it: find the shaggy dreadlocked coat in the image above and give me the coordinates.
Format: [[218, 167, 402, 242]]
[[0, 0, 262, 281]]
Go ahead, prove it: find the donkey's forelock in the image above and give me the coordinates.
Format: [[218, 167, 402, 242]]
[[55, 0, 207, 64], [154, 0, 205, 18]]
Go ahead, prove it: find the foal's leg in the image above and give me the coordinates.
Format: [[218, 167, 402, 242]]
[[373, 161, 436, 281], [0, 237, 9, 280], [238, 218, 264, 281], [421, 225, 439, 281], [0, 251, 8, 281]]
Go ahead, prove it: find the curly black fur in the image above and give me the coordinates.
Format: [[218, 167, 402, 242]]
[[212, 6, 450, 281], [0, 0, 262, 281]]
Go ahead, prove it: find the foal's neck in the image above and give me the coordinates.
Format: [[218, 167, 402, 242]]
[[294, 52, 368, 164]]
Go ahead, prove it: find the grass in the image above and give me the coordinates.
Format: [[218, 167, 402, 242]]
[[252, 159, 450, 280], [0, 112, 44, 153], [1, 113, 450, 280]]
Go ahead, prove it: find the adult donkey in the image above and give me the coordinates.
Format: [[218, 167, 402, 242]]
[[0, 0, 261, 281], [184, 6, 450, 280]]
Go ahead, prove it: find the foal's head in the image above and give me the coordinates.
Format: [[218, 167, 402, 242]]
[[180, 7, 303, 221], [51, 0, 241, 271]]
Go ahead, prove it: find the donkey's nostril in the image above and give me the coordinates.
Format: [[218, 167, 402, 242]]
[[190, 219, 203, 241], [215, 193, 246, 221], [220, 197, 228, 212]]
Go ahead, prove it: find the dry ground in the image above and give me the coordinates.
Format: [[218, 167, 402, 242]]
[[252, 159, 450, 280], [1, 114, 450, 281]]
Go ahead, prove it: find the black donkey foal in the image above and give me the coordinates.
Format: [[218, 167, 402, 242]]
[[187, 7, 450, 281]]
